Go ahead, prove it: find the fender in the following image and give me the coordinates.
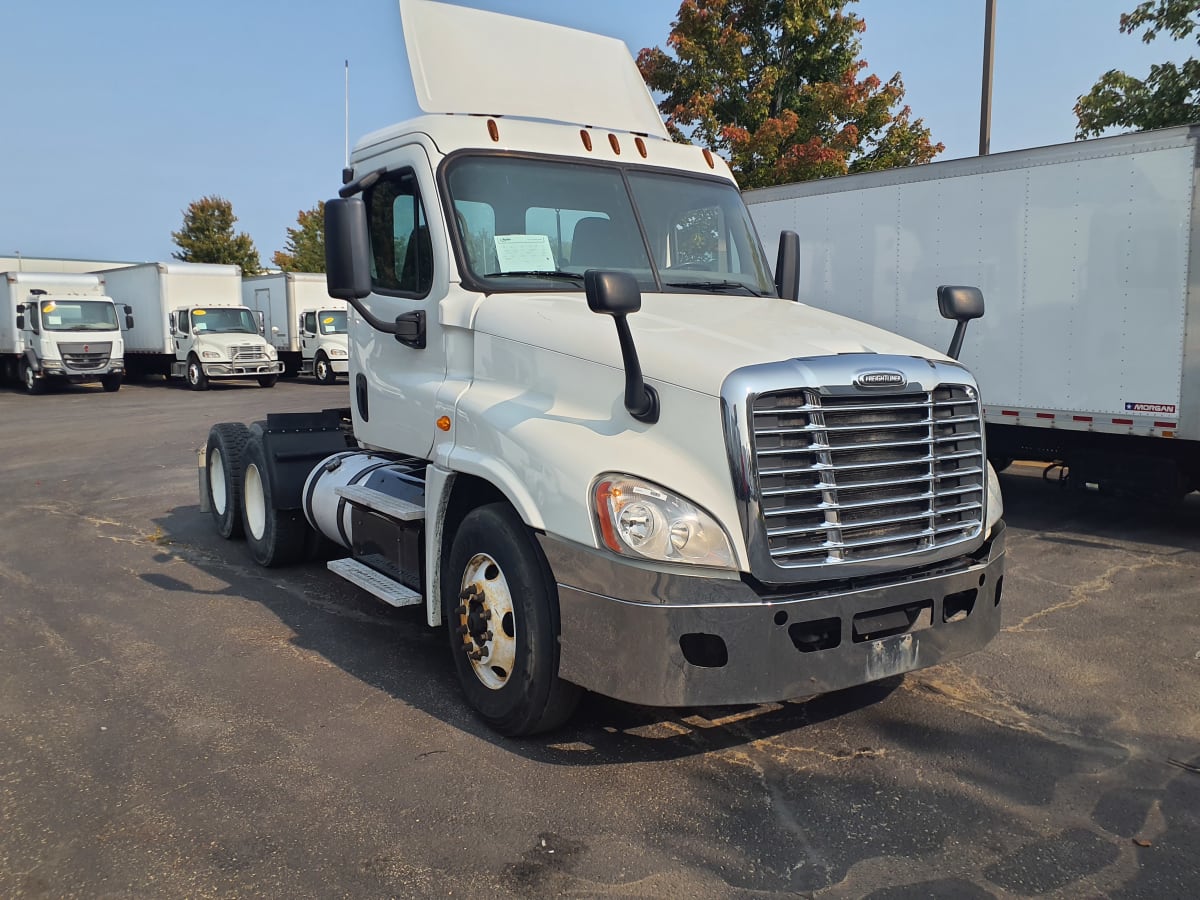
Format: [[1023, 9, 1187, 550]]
[[23, 348, 41, 373]]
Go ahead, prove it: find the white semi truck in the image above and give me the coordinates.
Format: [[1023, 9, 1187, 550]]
[[243, 273, 349, 383], [0, 272, 131, 394], [103, 262, 283, 389], [746, 125, 1200, 501], [199, 0, 1006, 735]]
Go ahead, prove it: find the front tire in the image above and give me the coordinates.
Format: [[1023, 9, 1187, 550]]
[[19, 360, 44, 395], [101, 373, 122, 393], [240, 435, 308, 567], [257, 374, 279, 388], [443, 503, 581, 736], [206, 423, 251, 539], [313, 353, 336, 385], [186, 355, 208, 391]]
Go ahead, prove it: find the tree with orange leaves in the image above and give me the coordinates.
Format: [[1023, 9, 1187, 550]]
[[638, 0, 943, 187]]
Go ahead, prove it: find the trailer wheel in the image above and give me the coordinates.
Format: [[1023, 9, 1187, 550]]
[[19, 360, 44, 395], [101, 374, 122, 393], [186, 355, 209, 391], [443, 503, 581, 736], [313, 353, 336, 385], [257, 374, 279, 388], [240, 435, 308, 567], [206, 423, 251, 539]]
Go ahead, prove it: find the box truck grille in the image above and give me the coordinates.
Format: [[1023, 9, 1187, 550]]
[[58, 342, 112, 370], [231, 345, 266, 361], [752, 385, 985, 569]]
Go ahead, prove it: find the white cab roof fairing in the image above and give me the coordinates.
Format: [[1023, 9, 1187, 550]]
[[398, 0, 669, 139]]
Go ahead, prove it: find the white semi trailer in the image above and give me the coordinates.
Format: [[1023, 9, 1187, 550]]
[[243, 273, 348, 383], [0, 272, 130, 393], [103, 262, 283, 389], [199, 0, 1006, 735], [746, 126, 1200, 501]]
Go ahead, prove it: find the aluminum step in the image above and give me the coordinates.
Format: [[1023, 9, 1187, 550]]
[[335, 484, 425, 522], [327, 558, 423, 608]]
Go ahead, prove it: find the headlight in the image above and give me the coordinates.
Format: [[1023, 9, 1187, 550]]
[[985, 461, 1004, 538], [593, 475, 735, 569], [328, 347, 347, 357], [264, 345, 277, 358], [201, 350, 221, 359]]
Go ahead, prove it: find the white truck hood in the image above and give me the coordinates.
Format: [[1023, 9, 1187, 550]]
[[471, 292, 954, 396]]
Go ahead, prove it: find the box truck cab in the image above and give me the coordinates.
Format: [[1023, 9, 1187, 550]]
[[103, 262, 284, 389], [243, 273, 349, 383], [200, 0, 1005, 735], [1, 272, 130, 394]]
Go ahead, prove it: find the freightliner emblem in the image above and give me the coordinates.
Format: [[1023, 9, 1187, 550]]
[[854, 371, 906, 389]]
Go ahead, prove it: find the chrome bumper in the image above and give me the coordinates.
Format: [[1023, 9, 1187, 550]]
[[539, 524, 1005, 708], [202, 361, 285, 377]]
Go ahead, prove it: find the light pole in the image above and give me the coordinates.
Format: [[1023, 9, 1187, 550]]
[[980, 0, 996, 156]]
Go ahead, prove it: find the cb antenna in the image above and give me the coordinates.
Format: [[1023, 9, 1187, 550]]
[[344, 59, 350, 168]]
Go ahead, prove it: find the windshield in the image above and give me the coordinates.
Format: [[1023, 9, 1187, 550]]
[[39, 299, 119, 332], [318, 310, 348, 334], [191, 307, 257, 334], [445, 155, 776, 297]]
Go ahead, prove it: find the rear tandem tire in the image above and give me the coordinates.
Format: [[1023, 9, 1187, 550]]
[[240, 434, 308, 567], [206, 423, 251, 539]]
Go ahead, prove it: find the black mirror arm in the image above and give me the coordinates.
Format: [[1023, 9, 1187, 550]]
[[612, 314, 659, 424], [947, 322, 969, 360]]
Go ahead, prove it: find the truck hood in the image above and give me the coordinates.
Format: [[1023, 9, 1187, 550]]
[[471, 292, 953, 396]]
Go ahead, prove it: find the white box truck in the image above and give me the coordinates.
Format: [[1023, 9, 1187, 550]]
[[746, 126, 1200, 501], [243, 273, 348, 383], [0, 272, 130, 394], [102, 262, 283, 389], [197, 0, 1006, 735]]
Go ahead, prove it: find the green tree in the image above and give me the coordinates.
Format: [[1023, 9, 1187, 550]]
[[1075, 1, 1200, 137], [171, 195, 262, 275], [637, 0, 943, 188], [272, 202, 326, 272]]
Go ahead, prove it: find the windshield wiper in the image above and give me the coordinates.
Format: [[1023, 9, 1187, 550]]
[[665, 280, 766, 297], [484, 270, 585, 283]]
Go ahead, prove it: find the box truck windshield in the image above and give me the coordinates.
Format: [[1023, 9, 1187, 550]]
[[192, 308, 257, 334], [441, 155, 775, 296], [318, 310, 348, 334], [39, 300, 119, 331]]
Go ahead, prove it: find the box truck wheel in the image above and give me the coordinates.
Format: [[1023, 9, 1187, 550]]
[[101, 373, 122, 393], [443, 503, 581, 736], [240, 435, 308, 567], [19, 360, 44, 395], [206, 423, 251, 539], [314, 352, 336, 385], [186, 355, 209, 391]]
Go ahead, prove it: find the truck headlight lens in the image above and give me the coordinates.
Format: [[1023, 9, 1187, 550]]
[[264, 345, 277, 358], [985, 461, 1004, 538], [201, 350, 221, 359], [328, 347, 347, 357], [593, 475, 735, 569]]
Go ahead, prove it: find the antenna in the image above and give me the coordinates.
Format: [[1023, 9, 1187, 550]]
[[344, 59, 350, 168]]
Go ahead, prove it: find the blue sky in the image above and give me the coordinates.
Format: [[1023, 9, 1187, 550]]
[[1, 0, 1190, 265]]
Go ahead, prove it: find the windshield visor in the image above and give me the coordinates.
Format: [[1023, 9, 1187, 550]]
[[191, 308, 257, 334], [444, 155, 775, 297], [39, 300, 119, 332]]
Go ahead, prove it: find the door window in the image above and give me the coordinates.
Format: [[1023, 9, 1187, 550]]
[[365, 169, 433, 296]]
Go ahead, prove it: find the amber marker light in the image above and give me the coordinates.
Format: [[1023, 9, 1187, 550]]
[[608, 133, 621, 155], [593, 480, 623, 553], [635, 136, 647, 158], [437, 416, 452, 432], [580, 129, 593, 151], [487, 118, 500, 142], [702, 148, 715, 169]]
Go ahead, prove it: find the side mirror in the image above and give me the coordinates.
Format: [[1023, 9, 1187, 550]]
[[15, 303, 25, 313], [255, 310, 265, 335], [775, 231, 800, 301], [168, 312, 177, 334], [937, 285, 985, 360], [124, 305, 134, 329], [16, 314, 24, 330], [585, 270, 658, 424], [325, 197, 373, 301]]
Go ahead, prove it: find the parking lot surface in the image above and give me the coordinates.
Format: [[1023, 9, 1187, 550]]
[[1, 379, 1198, 898]]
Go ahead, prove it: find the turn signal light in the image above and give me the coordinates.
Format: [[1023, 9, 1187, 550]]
[[437, 416, 452, 432]]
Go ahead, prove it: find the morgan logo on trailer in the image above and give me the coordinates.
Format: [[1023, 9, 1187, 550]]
[[1125, 402, 1177, 415]]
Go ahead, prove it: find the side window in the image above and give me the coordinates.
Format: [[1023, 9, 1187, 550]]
[[303, 312, 317, 333], [366, 168, 433, 296], [179, 312, 191, 335]]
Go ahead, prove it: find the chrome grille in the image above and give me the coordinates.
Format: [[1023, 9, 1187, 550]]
[[231, 344, 266, 361], [752, 385, 984, 569], [58, 342, 112, 370]]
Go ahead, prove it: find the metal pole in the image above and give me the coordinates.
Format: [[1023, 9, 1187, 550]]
[[979, 0, 996, 156], [344, 60, 350, 169]]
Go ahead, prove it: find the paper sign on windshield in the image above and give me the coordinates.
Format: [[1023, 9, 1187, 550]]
[[493, 234, 557, 273]]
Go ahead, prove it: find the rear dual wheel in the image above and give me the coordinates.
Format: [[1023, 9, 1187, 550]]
[[240, 435, 307, 567], [206, 423, 251, 539]]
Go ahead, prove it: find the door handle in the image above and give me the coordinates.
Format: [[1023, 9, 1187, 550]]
[[394, 310, 426, 350]]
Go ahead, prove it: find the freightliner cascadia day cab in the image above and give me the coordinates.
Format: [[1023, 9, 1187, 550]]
[[243, 273, 349, 383], [746, 126, 1200, 502], [0, 272, 132, 394], [102, 262, 284, 389], [200, 0, 1006, 735]]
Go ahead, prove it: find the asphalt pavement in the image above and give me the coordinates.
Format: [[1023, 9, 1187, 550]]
[[1, 378, 1197, 898]]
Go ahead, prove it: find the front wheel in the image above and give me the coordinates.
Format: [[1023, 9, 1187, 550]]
[[443, 503, 581, 736], [186, 355, 208, 391], [257, 374, 278, 388], [313, 353, 336, 385], [240, 434, 308, 567], [101, 373, 122, 393], [19, 360, 44, 395]]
